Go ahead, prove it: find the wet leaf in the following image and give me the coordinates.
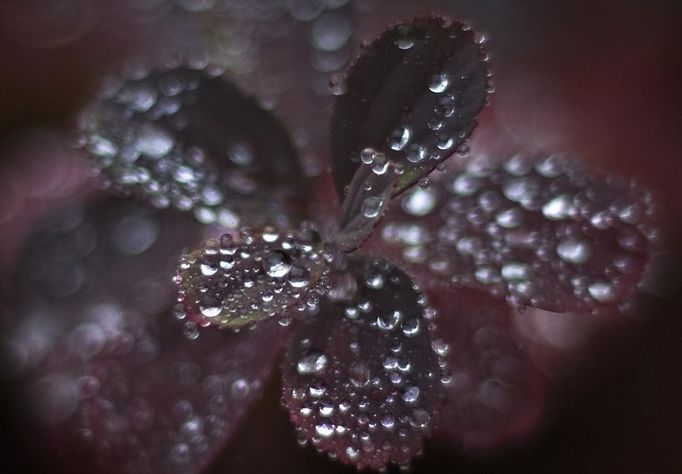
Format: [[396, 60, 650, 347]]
[[372, 153, 660, 312], [281, 257, 445, 470], [175, 224, 332, 330], [0, 197, 289, 474], [427, 288, 546, 450], [330, 15, 489, 202], [77, 65, 305, 228]]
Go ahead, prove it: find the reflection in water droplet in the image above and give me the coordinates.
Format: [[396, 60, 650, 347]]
[[402, 187, 437, 217], [542, 195, 574, 220], [135, 123, 174, 158], [227, 143, 254, 166], [406, 144, 428, 164], [297, 350, 329, 375], [388, 127, 411, 151], [556, 239, 592, 264], [263, 250, 293, 278], [428, 73, 450, 93], [394, 24, 415, 49], [361, 196, 383, 218]]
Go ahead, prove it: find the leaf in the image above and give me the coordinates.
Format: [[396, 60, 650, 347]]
[[0, 197, 290, 474], [281, 256, 445, 470], [175, 224, 331, 330], [427, 287, 546, 450], [330, 15, 489, 202], [77, 65, 305, 228], [369, 153, 660, 313]]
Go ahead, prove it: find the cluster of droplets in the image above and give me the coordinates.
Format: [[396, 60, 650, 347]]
[[380, 153, 660, 312], [0, 198, 286, 474], [282, 258, 446, 470], [382, 20, 489, 171], [333, 16, 490, 253], [175, 224, 333, 330], [76, 66, 291, 229]]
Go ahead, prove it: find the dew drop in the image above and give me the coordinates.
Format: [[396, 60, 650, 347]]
[[348, 361, 371, 387], [388, 127, 411, 151], [542, 195, 574, 220], [401, 187, 437, 217], [361, 196, 384, 218], [406, 144, 428, 164], [394, 25, 415, 49], [402, 386, 420, 405], [434, 95, 456, 117], [315, 421, 335, 438], [289, 265, 312, 288], [263, 250, 293, 278], [556, 239, 592, 265], [428, 73, 450, 93], [297, 350, 329, 375]]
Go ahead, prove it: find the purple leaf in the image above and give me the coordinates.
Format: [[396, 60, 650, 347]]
[[1, 197, 289, 473], [281, 257, 445, 470], [372, 153, 660, 313], [427, 287, 546, 450], [175, 224, 332, 330], [330, 15, 489, 201], [77, 65, 304, 228]]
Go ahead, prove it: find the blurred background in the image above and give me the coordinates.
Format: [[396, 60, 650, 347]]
[[1, 1, 681, 473]]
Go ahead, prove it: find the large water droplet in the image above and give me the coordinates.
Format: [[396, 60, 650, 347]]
[[263, 250, 293, 278], [361, 196, 383, 218], [556, 239, 592, 265], [388, 127, 411, 151], [297, 350, 329, 375], [428, 73, 450, 93]]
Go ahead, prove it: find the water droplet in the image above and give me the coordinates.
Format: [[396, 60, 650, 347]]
[[329, 75, 347, 96], [394, 25, 415, 49], [263, 250, 293, 278], [452, 174, 481, 196], [135, 123, 174, 158], [365, 268, 386, 289], [401, 187, 437, 216], [231, 378, 250, 399], [183, 322, 200, 340], [227, 143, 254, 166], [297, 350, 329, 375], [428, 73, 450, 93], [588, 282, 615, 303], [377, 310, 402, 331], [434, 95, 456, 117], [556, 239, 592, 265], [315, 421, 335, 438], [401, 319, 421, 336], [406, 144, 428, 164], [289, 265, 311, 288], [372, 154, 389, 175], [360, 147, 377, 164], [501, 263, 531, 281], [388, 127, 411, 151], [495, 208, 523, 228], [402, 386, 420, 404], [542, 195, 574, 220], [199, 296, 222, 318], [361, 196, 384, 218], [349, 361, 371, 387]]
